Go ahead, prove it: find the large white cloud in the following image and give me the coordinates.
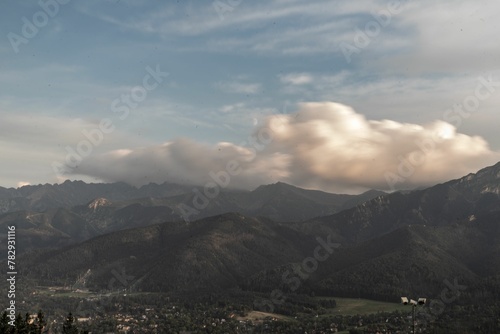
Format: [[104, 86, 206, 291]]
[[261, 102, 499, 192], [75, 137, 291, 190], [72, 102, 500, 193]]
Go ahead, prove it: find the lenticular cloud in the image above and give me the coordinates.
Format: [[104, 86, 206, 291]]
[[74, 102, 500, 193]]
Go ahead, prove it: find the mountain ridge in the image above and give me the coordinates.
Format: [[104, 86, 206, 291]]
[[0, 179, 385, 215], [0, 181, 386, 253], [302, 160, 500, 243]]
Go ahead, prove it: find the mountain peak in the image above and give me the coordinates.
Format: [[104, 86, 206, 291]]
[[87, 198, 111, 211], [255, 181, 296, 190], [450, 160, 500, 195]]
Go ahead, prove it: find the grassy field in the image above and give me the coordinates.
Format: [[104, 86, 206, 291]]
[[322, 297, 407, 315], [236, 311, 295, 323], [236, 296, 406, 322]]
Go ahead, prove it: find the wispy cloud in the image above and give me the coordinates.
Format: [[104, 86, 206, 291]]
[[215, 81, 261, 94], [377, 0, 500, 74], [280, 73, 313, 85], [78, 1, 383, 55], [220, 102, 246, 113]]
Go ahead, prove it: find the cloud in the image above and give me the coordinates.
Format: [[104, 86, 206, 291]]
[[76, 138, 290, 189], [279, 71, 500, 150], [280, 73, 313, 85], [71, 102, 500, 193], [378, 0, 500, 74], [217, 102, 277, 125], [215, 81, 261, 94], [220, 102, 246, 113], [79, 0, 379, 55], [261, 102, 499, 192], [0, 108, 152, 187]]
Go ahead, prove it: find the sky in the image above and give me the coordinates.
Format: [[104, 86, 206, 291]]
[[1, 0, 500, 193]]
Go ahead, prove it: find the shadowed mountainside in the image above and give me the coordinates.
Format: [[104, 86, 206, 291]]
[[300, 161, 500, 244]]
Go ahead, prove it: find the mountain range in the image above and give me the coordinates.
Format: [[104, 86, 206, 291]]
[[2, 161, 500, 306], [0, 181, 384, 252]]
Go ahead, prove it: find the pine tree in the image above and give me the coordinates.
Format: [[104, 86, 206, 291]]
[[14, 313, 28, 333], [24, 312, 32, 333], [34, 310, 46, 334], [0, 311, 9, 334], [62, 312, 79, 334]]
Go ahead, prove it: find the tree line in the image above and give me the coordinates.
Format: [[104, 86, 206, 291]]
[[0, 311, 84, 334]]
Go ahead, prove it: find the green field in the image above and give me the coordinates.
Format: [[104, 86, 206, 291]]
[[33, 287, 407, 319], [319, 297, 407, 316]]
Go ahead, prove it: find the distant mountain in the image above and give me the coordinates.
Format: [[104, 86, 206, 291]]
[[0, 180, 192, 213], [0, 180, 384, 219], [303, 161, 500, 243], [177, 182, 386, 222], [0, 181, 385, 252]]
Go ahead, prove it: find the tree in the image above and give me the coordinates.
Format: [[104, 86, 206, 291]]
[[34, 310, 46, 334], [13, 313, 28, 333], [0, 311, 9, 334], [62, 312, 79, 334]]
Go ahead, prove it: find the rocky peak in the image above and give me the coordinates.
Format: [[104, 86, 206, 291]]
[[87, 198, 111, 211]]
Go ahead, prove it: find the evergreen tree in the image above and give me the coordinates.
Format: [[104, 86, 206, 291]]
[[14, 313, 28, 334], [0, 311, 9, 334], [34, 310, 46, 334], [25, 312, 34, 333], [62, 312, 79, 334]]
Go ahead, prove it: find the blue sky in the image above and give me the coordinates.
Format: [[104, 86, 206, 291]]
[[1, 0, 500, 192]]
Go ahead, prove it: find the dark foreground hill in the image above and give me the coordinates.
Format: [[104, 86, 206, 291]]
[[14, 209, 500, 305], [17, 213, 317, 293]]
